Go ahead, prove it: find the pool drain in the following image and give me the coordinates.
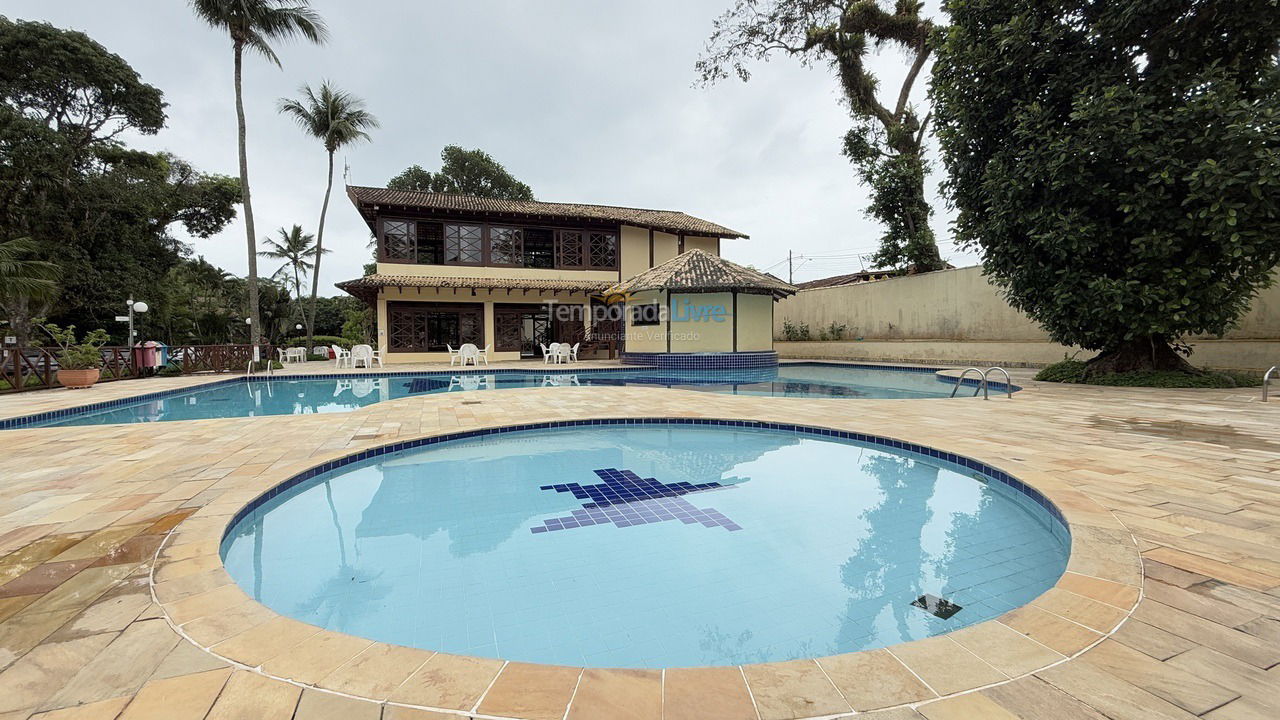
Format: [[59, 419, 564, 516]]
[[912, 593, 963, 619]]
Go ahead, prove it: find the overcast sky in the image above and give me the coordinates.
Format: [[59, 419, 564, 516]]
[[10, 0, 973, 291]]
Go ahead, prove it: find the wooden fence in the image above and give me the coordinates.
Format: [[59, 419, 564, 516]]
[[0, 344, 273, 394]]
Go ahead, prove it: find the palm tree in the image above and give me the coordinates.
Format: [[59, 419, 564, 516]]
[[278, 81, 378, 350], [259, 225, 325, 332], [0, 238, 59, 300], [189, 0, 328, 345], [0, 238, 60, 346]]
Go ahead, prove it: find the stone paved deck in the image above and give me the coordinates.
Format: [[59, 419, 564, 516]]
[[0, 360, 1275, 719]]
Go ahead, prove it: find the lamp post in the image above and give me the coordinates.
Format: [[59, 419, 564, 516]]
[[126, 299, 148, 345]]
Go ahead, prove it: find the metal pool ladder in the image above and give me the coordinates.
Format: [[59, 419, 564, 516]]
[[1264, 366, 1277, 402], [950, 367, 1013, 400]]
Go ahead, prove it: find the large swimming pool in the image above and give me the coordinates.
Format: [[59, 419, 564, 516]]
[[220, 420, 1068, 668], [18, 363, 1003, 428]]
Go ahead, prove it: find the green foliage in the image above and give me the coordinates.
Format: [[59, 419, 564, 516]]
[[341, 308, 372, 346], [698, 1, 946, 272], [387, 146, 534, 200], [932, 0, 1280, 366], [781, 320, 811, 341], [284, 335, 345, 348], [310, 296, 364, 335], [0, 237, 59, 299], [259, 225, 323, 304], [1035, 358, 1261, 388], [37, 322, 109, 370], [0, 18, 239, 345], [817, 321, 848, 341], [189, 0, 328, 68], [248, 359, 283, 372]]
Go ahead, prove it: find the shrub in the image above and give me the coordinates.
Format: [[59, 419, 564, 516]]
[[285, 335, 345, 349], [307, 353, 328, 362], [781, 320, 811, 342], [38, 322, 109, 370], [817, 322, 848, 341]]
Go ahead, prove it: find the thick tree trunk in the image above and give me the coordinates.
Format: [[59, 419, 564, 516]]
[[1084, 336, 1201, 377], [306, 151, 334, 353], [234, 43, 261, 346]]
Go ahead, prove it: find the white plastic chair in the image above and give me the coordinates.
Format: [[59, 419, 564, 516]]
[[560, 343, 579, 363], [458, 343, 480, 367], [330, 345, 351, 369], [447, 344, 461, 366], [286, 347, 307, 363], [546, 342, 563, 364], [476, 344, 491, 366], [540, 343, 553, 364], [351, 344, 383, 369], [448, 374, 491, 391]]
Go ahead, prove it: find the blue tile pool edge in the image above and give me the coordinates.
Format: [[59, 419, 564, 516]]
[[0, 362, 1020, 430], [219, 417, 1070, 555]]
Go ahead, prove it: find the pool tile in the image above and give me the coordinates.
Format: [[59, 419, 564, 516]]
[[204, 670, 300, 720], [388, 652, 504, 711], [1031, 588, 1129, 634], [566, 668, 662, 720], [948, 622, 1065, 677], [662, 666, 757, 720], [292, 688, 381, 720], [1054, 572, 1141, 610], [318, 643, 434, 700], [817, 649, 937, 710], [741, 659, 851, 719], [116, 667, 230, 720], [998, 606, 1101, 656], [889, 636, 1007, 696], [208, 616, 317, 668], [476, 661, 581, 720]]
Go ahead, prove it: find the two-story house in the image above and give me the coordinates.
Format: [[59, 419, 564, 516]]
[[336, 186, 748, 363]]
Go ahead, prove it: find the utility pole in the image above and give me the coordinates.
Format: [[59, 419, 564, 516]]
[[788, 251, 793, 284]]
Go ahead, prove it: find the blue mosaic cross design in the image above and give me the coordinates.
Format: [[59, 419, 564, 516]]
[[531, 468, 742, 533]]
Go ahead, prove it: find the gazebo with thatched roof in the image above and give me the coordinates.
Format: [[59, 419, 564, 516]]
[[603, 249, 797, 368]]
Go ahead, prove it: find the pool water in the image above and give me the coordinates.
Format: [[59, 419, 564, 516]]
[[220, 424, 1068, 668], [28, 364, 974, 428]]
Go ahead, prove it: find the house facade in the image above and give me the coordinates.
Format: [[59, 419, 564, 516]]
[[336, 186, 748, 363]]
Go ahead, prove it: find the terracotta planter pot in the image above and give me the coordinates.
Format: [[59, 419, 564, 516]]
[[57, 368, 101, 389]]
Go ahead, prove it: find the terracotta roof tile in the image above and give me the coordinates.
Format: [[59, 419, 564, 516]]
[[347, 186, 748, 239], [605, 249, 796, 299], [335, 274, 614, 299]]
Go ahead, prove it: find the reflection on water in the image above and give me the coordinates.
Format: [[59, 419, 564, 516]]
[[35, 365, 961, 427], [221, 425, 1067, 668]]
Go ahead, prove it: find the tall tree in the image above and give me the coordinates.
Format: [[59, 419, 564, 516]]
[[278, 81, 377, 350], [698, 1, 945, 272], [258, 224, 324, 321], [190, 0, 327, 345], [932, 0, 1280, 375], [0, 18, 238, 344], [387, 145, 534, 200]]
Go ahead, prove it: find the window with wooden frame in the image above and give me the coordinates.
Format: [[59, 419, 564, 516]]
[[387, 302, 484, 352], [444, 224, 483, 264], [488, 226, 524, 266], [588, 232, 618, 269], [381, 219, 416, 261], [557, 230, 584, 268]]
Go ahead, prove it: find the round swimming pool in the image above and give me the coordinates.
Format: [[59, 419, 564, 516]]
[[220, 420, 1068, 668]]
